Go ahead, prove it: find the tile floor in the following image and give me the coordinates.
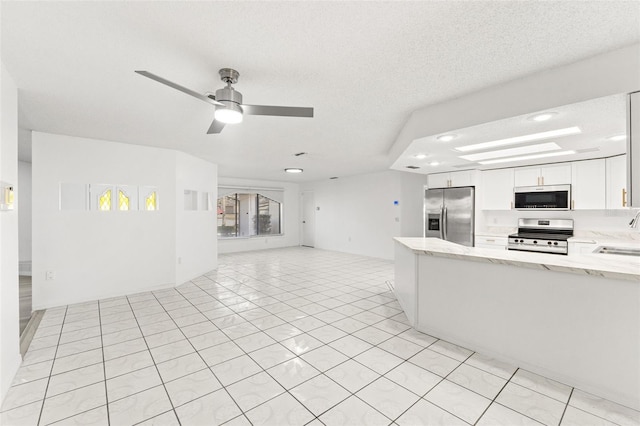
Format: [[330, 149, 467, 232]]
[[2, 247, 639, 426]]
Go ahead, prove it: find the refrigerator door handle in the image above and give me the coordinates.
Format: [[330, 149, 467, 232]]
[[442, 206, 448, 241], [439, 206, 444, 239]]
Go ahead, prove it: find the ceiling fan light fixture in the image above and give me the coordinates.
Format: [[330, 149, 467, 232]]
[[214, 103, 243, 124]]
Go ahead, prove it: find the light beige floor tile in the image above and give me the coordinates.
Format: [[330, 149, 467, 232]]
[[40, 382, 106, 425]]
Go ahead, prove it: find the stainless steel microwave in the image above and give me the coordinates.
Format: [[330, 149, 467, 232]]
[[513, 185, 571, 210]]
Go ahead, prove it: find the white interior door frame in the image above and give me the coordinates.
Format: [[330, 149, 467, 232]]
[[301, 191, 315, 247]]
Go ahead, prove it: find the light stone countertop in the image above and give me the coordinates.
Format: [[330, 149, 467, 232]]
[[394, 237, 640, 282]]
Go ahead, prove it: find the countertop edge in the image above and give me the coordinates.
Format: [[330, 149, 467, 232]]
[[394, 237, 640, 282]]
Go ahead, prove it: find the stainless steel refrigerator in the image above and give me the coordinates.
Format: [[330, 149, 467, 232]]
[[424, 187, 475, 247]]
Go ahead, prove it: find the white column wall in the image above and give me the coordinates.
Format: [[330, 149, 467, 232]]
[[175, 151, 217, 285], [0, 61, 21, 405]]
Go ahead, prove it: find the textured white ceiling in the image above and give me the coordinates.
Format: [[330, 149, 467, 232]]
[[2, 1, 639, 181]]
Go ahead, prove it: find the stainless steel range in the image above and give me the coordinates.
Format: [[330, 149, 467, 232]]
[[508, 218, 573, 255]]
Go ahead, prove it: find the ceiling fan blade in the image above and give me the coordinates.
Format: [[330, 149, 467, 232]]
[[135, 71, 223, 107], [242, 104, 314, 118], [207, 119, 226, 134]]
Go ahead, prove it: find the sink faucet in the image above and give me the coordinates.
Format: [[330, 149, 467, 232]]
[[630, 210, 640, 229]]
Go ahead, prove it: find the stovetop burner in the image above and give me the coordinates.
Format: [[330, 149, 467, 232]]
[[508, 232, 572, 242], [508, 218, 574, 255]]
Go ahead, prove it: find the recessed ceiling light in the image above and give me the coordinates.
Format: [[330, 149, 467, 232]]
[[455, 126, 581, 152], [459, 142, 561, 162], [429, 161, 440, 166], [607, 134, 626, 141], [528, 112, 557, 122], [437, 134, 457, 142], [284, 168, 303, 174], [478, 150, 576, 165], [414, 153, 428, 159]]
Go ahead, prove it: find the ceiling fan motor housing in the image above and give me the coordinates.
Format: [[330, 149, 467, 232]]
[[215, 86, 243, 106]]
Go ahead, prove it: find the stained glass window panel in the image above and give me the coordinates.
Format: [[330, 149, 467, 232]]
[[99, 189, 111, 211], [118, 189, 130, 211], [146, 191, 157, 211]]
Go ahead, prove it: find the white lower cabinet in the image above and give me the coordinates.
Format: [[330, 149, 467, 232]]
[[568, 241, 598, 255], [475, 235, 507, 250]]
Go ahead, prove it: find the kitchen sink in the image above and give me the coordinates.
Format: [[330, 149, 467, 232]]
[[594, 246, 640, 257]]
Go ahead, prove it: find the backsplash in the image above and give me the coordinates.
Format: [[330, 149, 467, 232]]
[[478, 208, 640, 240]]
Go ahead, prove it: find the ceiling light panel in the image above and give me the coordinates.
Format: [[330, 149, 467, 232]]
[[478, 150, 576, 165], [455, 126, 581, 152], [459, 142, 562, 162]]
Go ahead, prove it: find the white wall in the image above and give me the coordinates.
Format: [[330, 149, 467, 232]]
[[176, 152, 217, 284], [389, 44, 640, 163], [32, 132, 218, 309], [0, 61, 21, 406], [301, 170, 427, 260], [18, 161, 31, 265], [33, 133, 177, 308], [218, 177, 300, 253], [400, 172, 429, 238]]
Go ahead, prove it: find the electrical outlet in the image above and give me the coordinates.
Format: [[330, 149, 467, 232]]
[[45, 271, 55, 280]]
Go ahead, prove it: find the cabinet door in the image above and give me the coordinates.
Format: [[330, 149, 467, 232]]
[[475, 235, 507, 250], [571, 159, 605, 209], [449, 170, 475, 187], [541, 164, 571, 185], [606, 155, 627, 208], [427, 173, 450, 189], [514, 167, 540, 186], [481, 169, 514, 210]]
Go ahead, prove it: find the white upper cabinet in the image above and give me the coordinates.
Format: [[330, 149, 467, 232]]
[[606, 155, 628, 208], [427, 173, 450, 189], [427, 170, 477, 188], [514, 163, 572, 186], [571, 159, 605, 210], [481, 168, 514, 210]]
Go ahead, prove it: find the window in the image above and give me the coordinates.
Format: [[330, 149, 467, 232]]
[[99, 188, 112, 211], [145, 191, 157, 210], [118, 189, 130, 211], [217, 192, 282, 238]]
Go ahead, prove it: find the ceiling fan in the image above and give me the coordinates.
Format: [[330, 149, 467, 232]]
[[135, 68, 314, 134]]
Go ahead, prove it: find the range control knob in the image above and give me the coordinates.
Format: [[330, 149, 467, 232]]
[[553, 242, 558, 246], [533, 241, 538, 244], [548, 241, 552, 245]]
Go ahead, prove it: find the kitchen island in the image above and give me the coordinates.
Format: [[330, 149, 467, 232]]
[[394, 237, 640, 411]]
